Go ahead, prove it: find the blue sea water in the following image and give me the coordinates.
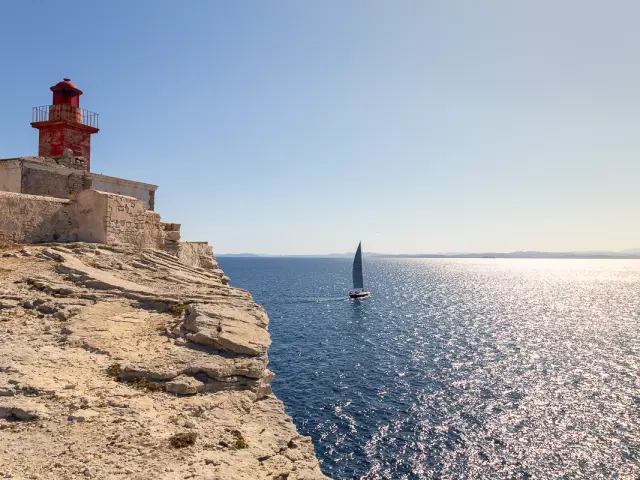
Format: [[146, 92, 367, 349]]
[[217, 257, 640, 479]]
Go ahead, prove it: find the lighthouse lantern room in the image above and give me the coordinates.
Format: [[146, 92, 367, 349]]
[[31, 78, 99, 171]]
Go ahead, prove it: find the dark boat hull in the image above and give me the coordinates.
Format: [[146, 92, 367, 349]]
[[349, 291, 370, 299]]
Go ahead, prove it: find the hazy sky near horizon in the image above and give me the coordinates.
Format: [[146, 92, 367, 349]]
[[1, 1, 639, 254]]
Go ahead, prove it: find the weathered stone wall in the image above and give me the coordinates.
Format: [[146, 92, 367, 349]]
[[140, 211, 165, 249], [0, 160, 22, 193], [74, 190, 165, 248], [0, 158, 88, 199], [0, 158, 154, 209], [0, 189, 164, 249], [106, 206, 164, 250], [161, 222, 181, 254], [89, 174, 156, 210], [101, 192, 164, 248], [21, 164, 86, 199], [0, 192, 77, 245], [73, 189, 108, 244]]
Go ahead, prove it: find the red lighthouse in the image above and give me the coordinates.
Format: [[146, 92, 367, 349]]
[[31, 79, 99, 171]]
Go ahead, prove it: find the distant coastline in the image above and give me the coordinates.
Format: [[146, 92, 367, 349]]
[[218, 250, 640, 260]]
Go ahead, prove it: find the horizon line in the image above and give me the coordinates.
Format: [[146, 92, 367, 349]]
[[216, 248, 640, 258]]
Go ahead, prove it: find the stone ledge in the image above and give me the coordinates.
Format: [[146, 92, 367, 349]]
[[0, 191, 71, 204]]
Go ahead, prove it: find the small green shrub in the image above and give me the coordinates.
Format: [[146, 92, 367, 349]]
[[235, 438, 249, 449], [169, 304, 188, 317]]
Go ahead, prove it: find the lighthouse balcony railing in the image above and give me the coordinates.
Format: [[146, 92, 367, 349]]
[[32, 105, 99, 129]]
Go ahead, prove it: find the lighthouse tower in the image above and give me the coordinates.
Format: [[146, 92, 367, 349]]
[[30, 79, 99, 171]]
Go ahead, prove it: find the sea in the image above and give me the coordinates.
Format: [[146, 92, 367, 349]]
[[217, 257, 640, 479]]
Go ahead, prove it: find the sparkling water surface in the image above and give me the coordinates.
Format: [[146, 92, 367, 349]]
[[218, 257, 640, 479]]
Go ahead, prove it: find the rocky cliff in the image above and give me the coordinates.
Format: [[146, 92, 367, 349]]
[[0, 243, 328, 480]]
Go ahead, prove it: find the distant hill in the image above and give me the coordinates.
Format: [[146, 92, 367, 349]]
[[620, 248, 640, 255], [369, 250, 640, 259], [217, 253, 352, 258], [218, 249, 640, 259]]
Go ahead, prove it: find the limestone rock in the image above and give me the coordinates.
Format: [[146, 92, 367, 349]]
[[0, 398, 49, 420], [0, 384, 15, 396], [67, 409, 100, 422], [183, 303, 271, 356], [165, 231, 180, 242], [165, 375, 204, 395], [0, 299, 19, 309], [0, 244, 329, 479], [37, 303, 57, 314]]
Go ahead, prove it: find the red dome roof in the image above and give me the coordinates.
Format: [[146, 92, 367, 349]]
[[50, 78, 82, 95]]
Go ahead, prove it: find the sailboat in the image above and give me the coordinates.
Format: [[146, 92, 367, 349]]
[[349, 242, 370, 299]]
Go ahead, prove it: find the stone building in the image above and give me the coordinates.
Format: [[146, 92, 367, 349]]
[[0, 79, 215, 270]]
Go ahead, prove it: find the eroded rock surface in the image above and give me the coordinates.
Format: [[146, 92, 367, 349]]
[[184, 303, 271, 356], [0, 243, 328, 479]]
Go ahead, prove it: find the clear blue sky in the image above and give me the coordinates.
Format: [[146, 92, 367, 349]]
[[1, 1, 639, 254]]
